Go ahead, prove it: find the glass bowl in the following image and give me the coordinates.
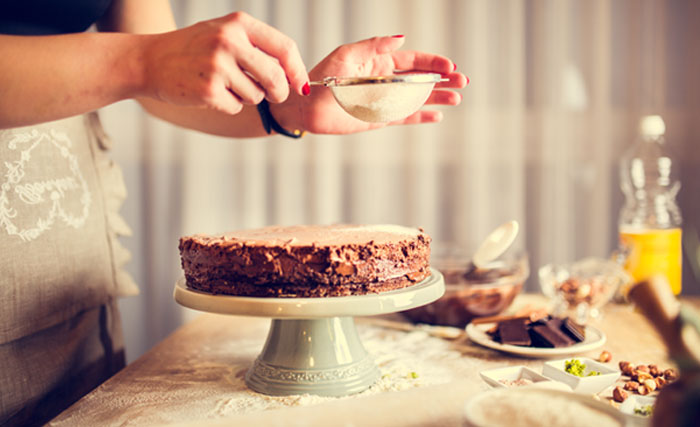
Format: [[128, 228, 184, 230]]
[[401, 252, 529, 328], [539, 257, 631, 324], [319, 74, 444, 123]]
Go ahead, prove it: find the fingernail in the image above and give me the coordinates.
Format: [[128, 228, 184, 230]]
[[392, 34, 404, 38], [466, 76, 470, 85], [302, 82, 310, 96], [453, 63, 457, 71]]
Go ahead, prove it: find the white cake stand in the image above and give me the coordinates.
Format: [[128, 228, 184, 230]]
[[173, 270, 444, 397]]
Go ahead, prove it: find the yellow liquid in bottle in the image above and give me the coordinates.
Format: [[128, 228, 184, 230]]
[[619, 227, 682, 295]]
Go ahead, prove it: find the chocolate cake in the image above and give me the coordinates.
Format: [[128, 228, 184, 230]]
[[178, 224, 431, 297]]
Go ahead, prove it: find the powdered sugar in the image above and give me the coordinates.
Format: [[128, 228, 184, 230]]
[[330, 82, 434, 123]]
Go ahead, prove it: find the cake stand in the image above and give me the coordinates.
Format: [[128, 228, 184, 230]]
[[173, 270, 444, 397]]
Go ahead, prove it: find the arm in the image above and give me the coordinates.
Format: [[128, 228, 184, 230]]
[[101, 0, 468, 137], [0, 32, 145, 128], [0, 0, 310, 133]]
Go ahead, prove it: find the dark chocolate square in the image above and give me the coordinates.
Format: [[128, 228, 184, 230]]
[[497, 319, 531, 346], [529, 324, 575, 348], [562, 317, 586, 342]]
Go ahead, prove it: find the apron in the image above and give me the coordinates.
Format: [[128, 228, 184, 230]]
[[0, 113, 138, 426]]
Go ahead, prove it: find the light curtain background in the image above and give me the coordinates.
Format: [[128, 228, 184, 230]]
[[99, 0, 700, 362]]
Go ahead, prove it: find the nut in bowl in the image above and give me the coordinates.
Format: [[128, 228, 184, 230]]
[[539, 257, 630, 324], [401, 252, 528, 328]]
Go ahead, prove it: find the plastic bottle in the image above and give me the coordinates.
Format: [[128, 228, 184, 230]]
[[619, 115, 682, 294]]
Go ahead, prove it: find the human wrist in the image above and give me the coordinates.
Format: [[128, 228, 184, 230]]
[[125, 34, 156, 100], [267, 95, 306, 137]]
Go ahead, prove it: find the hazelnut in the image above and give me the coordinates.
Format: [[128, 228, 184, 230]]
[[635, 365, 650, 373], [655, 376, 667, 389], [612, 386, 628, 403], [648, 364, 661, 377], [643, 378, 657, 392], [624, 381, 640, 391], [632, 371, 653, 383], [664, 369, 679, 382], [619, 361, 635, 376], [598, 350, 612, 363], [637, 384, 650, 395]]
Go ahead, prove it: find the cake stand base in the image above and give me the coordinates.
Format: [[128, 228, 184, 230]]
[[245, 317, 379, 396], [174, 270, 444, 397]]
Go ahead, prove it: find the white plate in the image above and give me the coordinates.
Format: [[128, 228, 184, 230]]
[[465, 322, 606, 357], [174, 269, 444, 318], [463, 388, 627, 427]]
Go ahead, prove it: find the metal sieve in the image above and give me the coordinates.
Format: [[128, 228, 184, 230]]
[[310, 73, 447, 123]]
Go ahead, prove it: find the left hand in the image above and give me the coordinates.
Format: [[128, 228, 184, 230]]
[[272, 35, 468, 135]]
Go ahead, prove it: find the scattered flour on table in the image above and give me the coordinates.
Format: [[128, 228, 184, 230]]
[[50, 325, 480, 426]]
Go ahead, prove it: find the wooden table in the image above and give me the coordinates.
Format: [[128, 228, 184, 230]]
[[49, 296, 697, 426]]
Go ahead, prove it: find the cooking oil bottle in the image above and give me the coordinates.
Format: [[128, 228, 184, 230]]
[[619, 115, 682, 295]]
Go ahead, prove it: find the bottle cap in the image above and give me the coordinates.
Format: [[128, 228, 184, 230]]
[[639, 115, 666, 137]]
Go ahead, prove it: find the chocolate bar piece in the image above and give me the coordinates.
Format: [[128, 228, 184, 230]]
[[529, 324, 575, 348], [562, 317, 586, 342], [497, 319, 531, 346]]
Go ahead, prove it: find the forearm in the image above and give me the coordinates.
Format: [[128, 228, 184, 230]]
[[137, 92, 305, 139], [0, 33, 146, 128]]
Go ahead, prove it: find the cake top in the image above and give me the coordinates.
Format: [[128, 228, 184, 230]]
[[186, 224, 425, 247]]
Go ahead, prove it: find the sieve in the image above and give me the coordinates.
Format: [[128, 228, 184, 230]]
[[310, 73, 447, 123]]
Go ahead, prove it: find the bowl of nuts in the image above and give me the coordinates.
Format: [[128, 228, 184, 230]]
[[612, 360, 678, 404], [401, 250, 528, 328], [539, 257, 630, 324]]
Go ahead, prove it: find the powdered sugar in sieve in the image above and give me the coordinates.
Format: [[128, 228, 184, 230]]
[[313, 74, 446, 123]]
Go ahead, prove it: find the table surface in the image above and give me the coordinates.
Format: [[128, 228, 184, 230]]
[[49, 295, 699, 426]]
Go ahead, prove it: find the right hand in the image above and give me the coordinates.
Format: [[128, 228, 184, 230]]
[[141, 11, 309, 115]]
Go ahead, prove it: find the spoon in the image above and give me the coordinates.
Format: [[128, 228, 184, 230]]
[[471, 220, 519, 268]]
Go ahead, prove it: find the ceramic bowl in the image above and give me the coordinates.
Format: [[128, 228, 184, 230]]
[[619, 394, 656, 426], [542, 357, 620, 394], [479, 365, 571, 391]]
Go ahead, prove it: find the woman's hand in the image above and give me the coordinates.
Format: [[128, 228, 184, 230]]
[[141, 11, 310, 115], [272, 36, 468, 135]]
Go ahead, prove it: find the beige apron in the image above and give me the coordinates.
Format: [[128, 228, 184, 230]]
[[0, 113, 137, 425]]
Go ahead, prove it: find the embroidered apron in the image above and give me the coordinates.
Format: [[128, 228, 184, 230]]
[[0, 113, 137, 425]]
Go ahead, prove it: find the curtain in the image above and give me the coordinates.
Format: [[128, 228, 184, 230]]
[[100, 0, 700, 362]]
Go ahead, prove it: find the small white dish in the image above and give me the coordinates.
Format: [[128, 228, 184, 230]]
[[542, 357, 620, 394], [479, 366, 571, 391], [465, 322, 606, 357], [619, 395, 656, 426]]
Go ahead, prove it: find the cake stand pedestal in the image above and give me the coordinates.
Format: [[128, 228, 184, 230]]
[[173, 270, 444, 397]]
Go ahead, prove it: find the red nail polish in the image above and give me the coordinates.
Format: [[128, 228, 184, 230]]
[[466, 76, 470, 85], [453, 63, 457, 71], [302, 82, 310, 96], [392, 34, 404, 38]]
